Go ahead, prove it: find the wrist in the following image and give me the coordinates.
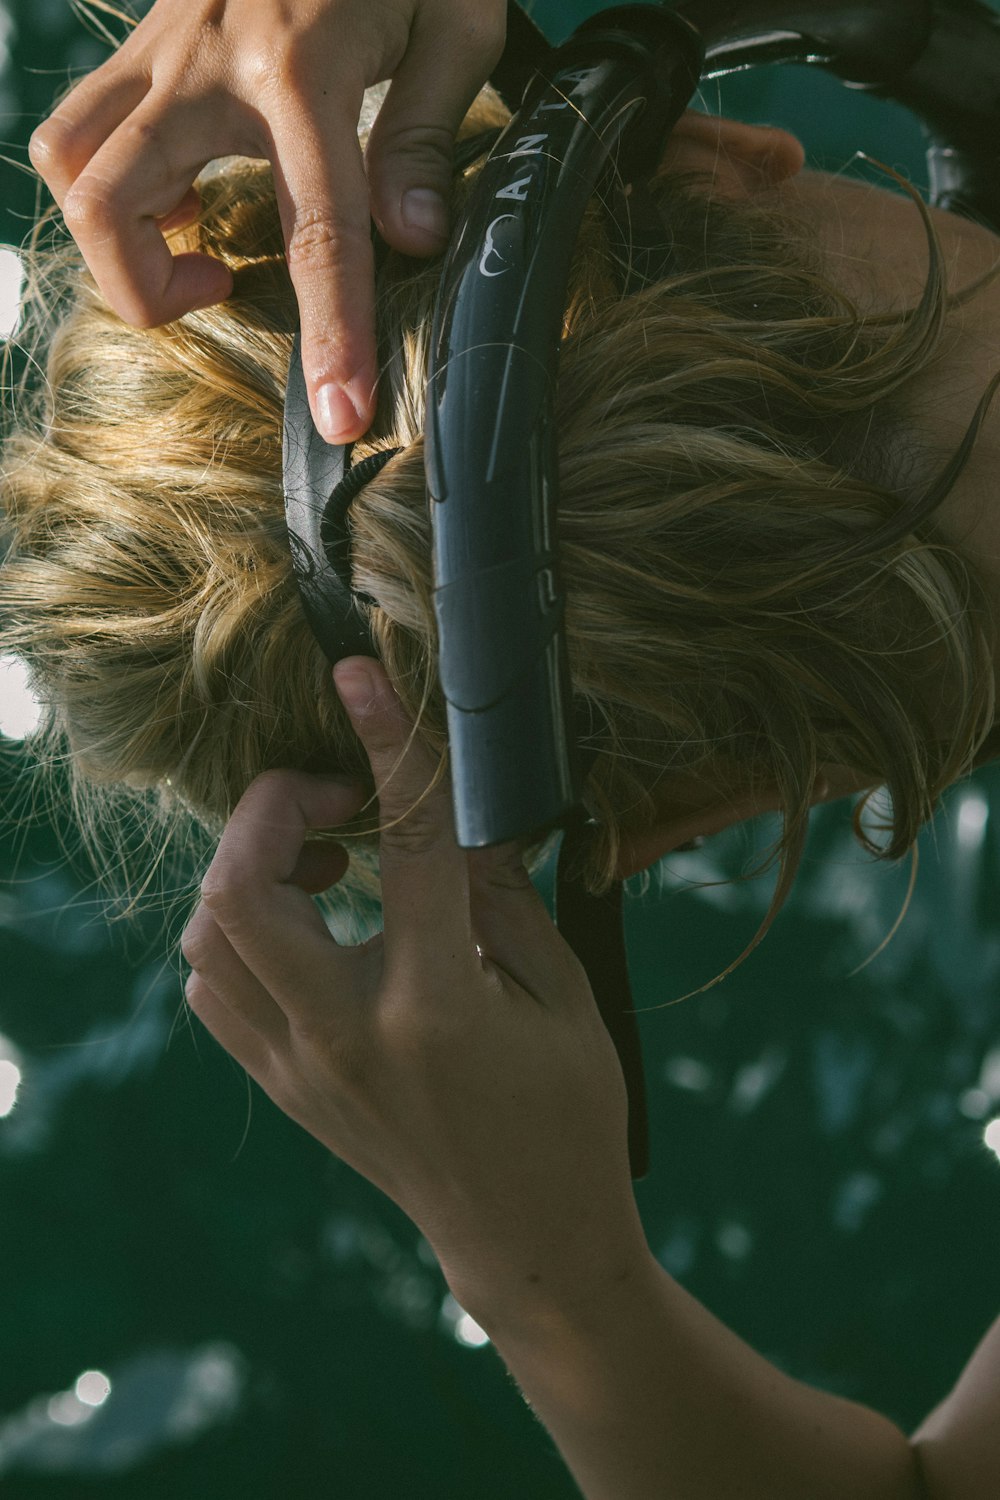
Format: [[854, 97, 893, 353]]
[[440, 1214, 657, 1342]]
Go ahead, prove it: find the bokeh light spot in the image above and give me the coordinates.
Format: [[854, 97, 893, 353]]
[[46, 1391, 92, 1427], [0, 1058, 21, 1118], [959, 1087, 991, 1121], [0, 654, 42, 739], [957, 790, 990, 851], [440, 1293, 491, 1348], [75, 1370, 111, 1407], [0, 247, 22, 340], [454, 1313, 490, 1348]]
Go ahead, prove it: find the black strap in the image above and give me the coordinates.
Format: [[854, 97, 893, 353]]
[[556, 823, 650, 1180]]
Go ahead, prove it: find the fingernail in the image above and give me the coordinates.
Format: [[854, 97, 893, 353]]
[[401, 188, 448, 244], [333, 660, 378, 712], [316, 381, 367, 444]]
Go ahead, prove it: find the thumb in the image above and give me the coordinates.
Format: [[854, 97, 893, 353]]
[[365, 7, 505, 256], [333, 656, 476, 972]]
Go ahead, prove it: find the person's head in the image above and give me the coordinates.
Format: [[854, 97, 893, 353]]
[[3, 88, 998, 933]]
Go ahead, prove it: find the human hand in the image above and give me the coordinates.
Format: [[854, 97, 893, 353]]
[[28, 0, 506, 444], [181, 658, 647, 1320]]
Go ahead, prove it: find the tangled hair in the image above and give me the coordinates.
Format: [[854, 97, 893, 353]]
[[3, 88, 1000, 943]]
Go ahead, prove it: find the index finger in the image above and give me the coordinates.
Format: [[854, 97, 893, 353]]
[[58, 104, 236, 326], [268, 99, 379, 444]]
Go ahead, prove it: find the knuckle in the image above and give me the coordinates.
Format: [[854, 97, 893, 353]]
[[306, 1027, 373, 1093], [380, 822, 439, 861], [377, 991, 472, 1070], [199, 867, 250, 922], [279, 34, 320, 90], [368, 121, 454, 176], [180, 907, 215, 969], [242, 34, 331, 101], [286, 208, 371, 276], [456, 3, 507, 64], [184, 971, 213, 1013], [28, 121, 61, 171], [378, 795, 448, 860], [62, 182, 114, 237], [127, 115, 164, 153], [241, 40, 288, 96]]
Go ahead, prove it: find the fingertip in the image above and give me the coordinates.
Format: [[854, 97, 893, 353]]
[[398, 187, 449, 252], [145, 252, 233, 324], [27, 126, 54, 175], [188, 259, 235, 311], [314, 378, 372, 445], [333, 658, 383, 715]]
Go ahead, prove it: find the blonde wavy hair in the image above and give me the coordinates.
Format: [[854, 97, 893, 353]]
[[3, 87, 1000, 940]]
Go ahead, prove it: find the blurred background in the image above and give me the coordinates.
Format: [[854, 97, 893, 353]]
[[1, 1, 999, 1495]]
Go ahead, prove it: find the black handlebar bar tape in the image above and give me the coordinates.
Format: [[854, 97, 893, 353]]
[[673, 0, 1000, 231], [426, 7, 704, 850], [674, 0, 931, 80], [862, 0, 1000, 233]]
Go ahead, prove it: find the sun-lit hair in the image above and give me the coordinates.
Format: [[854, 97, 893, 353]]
[[3, 87, 999, 942]]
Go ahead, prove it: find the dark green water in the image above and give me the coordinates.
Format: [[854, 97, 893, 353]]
[[1, 3, 999, 1495]]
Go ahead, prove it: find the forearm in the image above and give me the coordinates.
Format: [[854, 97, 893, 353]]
[[911, 1312, 1000, 1500], [471, 1248, 923, 1500]]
